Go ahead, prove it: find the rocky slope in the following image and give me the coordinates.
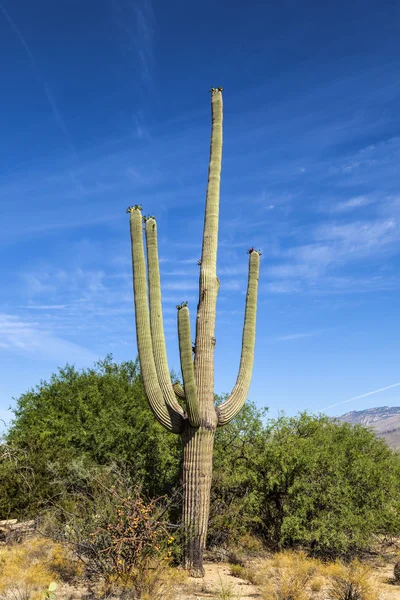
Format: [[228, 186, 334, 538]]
[[338, 406, 400, 449]]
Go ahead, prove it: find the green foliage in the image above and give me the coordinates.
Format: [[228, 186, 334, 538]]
[[1, 356, 180, 516], [209, 398, 267, 546], [2, 357, 400, 560], [42, 581, 57, 600], [253, 413, 400, 557], [210, 408, 400, 557]]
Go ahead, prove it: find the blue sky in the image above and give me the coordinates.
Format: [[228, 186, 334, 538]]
[[1, 0, 400, 430]]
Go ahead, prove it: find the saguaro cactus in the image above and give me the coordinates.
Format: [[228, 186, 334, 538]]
[[128, 88, 260, 576]]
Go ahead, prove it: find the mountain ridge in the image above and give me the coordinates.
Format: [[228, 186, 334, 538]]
[[338, 406, 400, 449]]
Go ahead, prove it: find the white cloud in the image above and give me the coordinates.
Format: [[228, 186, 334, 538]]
[[315, 218, 396, 245], [0, 314, 97, 363], [331, 196, 373, 212]]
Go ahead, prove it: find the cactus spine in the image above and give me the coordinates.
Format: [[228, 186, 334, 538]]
[[128, 88, 260, 576]]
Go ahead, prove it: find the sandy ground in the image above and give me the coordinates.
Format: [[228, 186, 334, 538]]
[[177, 560, 400, 600], [377, 563, 400, 600], [180, 562, 263, 599], [55, 559, 400, 599]]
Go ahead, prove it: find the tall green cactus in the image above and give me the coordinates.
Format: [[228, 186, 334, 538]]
[[128, 88, 260, 576]]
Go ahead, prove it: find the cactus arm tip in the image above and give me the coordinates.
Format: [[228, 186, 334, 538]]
[[130, 207, 184, 433], [144, 216, 186, 419], [173, 381, 186, 400], [127, 204, 143, 213], [217, 250, 260, 427]]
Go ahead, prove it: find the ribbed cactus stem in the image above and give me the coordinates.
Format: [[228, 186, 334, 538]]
[[182, 425, 214, 576], [177, 306, 201, 426], [194, 88, 223, 417], [129, 209, 184, 433], [128, 88, 260, 577], [145, 218, 186, 418], [217, 251, 260, 426], [173, 382, 186, 400]]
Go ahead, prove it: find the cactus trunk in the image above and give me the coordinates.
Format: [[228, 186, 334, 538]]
[[128, 87, 260, 576], [182, 424, 215, 577]]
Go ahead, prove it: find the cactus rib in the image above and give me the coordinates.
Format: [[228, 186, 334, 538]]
[[145, 218, 186, 418], [217, 250, 260, 426], [128, 88, 260, 575], [194, 88, 223, 415], [130, 209, 184, 433], [173, 382, 186, 400], [178, 306, 201, 426]]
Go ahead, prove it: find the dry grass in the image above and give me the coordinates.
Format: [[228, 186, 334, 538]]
[[229, 550, 321, 599], [97, 563, 188, 599], [0, 537, 81, 600], [325, 560, 380, 600], [0, 540, 386, 600], [246, 552, 382, 600], [128, 565, 187, 600], [216, 574, 238, 600], [230, 563, 263, 586], [261, 550, 322, 600]]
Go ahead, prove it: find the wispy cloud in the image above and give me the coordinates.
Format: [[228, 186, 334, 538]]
[[329, 196, 374, 213], [0, 314, 98, 363], [261, 205, 400, 294], [108, 0, 155, 140], [0, 2, 75, 154], [111, 0, 155, 84]]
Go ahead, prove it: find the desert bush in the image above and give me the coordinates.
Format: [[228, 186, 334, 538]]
[[1, 357, 181, 517], [256, 413, 400, 558], [110, 563, 185, 600], [230, 563, 262, 585], [209, 400, 266, 549], [326, 560, 379, 600], [263, 570, 311, 600], [3, 356, 400, 561], [54, 474, 176, 587], [261, 551, 322, 600], [0, 537, 78, 600]]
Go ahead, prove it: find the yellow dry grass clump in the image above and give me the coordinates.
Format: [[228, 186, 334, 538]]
[[324, 559, 380, 600], [98, 563, 188, 600], [0, 537, 81, 600], [229, 550, 380, 600], [262, 550, 322, 600]]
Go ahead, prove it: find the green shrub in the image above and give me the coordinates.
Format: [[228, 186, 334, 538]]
[[1, 357, 181, 517], [3, 357, 400, 561], [254, 413, 400, 558]]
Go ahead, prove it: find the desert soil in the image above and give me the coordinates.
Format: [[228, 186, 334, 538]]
[[177, 560, 400, 600], [179, 562, 262, 599], [56, 559, 400, 599]]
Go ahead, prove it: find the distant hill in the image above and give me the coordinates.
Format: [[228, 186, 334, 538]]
[[338, 406, 400, 450]]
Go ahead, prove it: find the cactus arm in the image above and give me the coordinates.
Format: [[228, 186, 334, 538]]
[[177, 305, 201, 427], [216, 251, 260, 427], [129, 208, 184, 433], [194, 88, 223, 420], [173, 382, 186, 400], [145, 218, 186, 418]]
